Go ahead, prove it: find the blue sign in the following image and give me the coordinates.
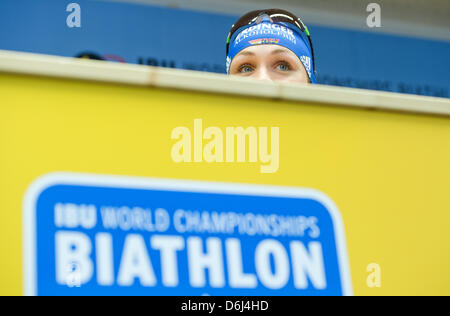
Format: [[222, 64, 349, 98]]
[[24, 173, 352, 296]]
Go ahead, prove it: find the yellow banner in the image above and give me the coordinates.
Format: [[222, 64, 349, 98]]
[[1, 56, 450, 296]]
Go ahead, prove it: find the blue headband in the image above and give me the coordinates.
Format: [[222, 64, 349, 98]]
[[226, 18, 316, 83]]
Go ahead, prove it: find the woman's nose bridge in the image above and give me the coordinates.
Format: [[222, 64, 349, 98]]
[[254, 65, 272, 81]]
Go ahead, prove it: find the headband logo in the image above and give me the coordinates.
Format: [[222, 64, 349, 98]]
[[234, 23, 295, 46], [249, 38, 280, 46], [226, 56, 231, 74], [300, 55, 312, 78]]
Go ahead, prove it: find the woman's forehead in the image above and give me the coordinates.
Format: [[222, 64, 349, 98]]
[[235, 45, 297, 58]]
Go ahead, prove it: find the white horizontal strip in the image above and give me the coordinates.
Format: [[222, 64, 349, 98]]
[[0, 50, 449, 116]]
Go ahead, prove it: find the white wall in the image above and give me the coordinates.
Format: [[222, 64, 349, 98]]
[[99, 0, 450, 42]]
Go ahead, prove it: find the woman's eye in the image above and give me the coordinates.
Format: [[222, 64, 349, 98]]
[[239, 64, 253, 73], [276, 62, 291, 71]]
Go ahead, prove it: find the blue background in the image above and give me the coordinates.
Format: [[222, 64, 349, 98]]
[[0, 0, 448, 98], [34, 183, 345, 296]]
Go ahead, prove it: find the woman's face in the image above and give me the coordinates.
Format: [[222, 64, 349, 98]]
[[229, 44, 309, 84]]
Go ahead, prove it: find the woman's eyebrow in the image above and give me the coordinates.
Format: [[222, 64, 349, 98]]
[[270, 48, 292, 55], [236, 51, 255, 57], [236, 48, 291, 58]]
